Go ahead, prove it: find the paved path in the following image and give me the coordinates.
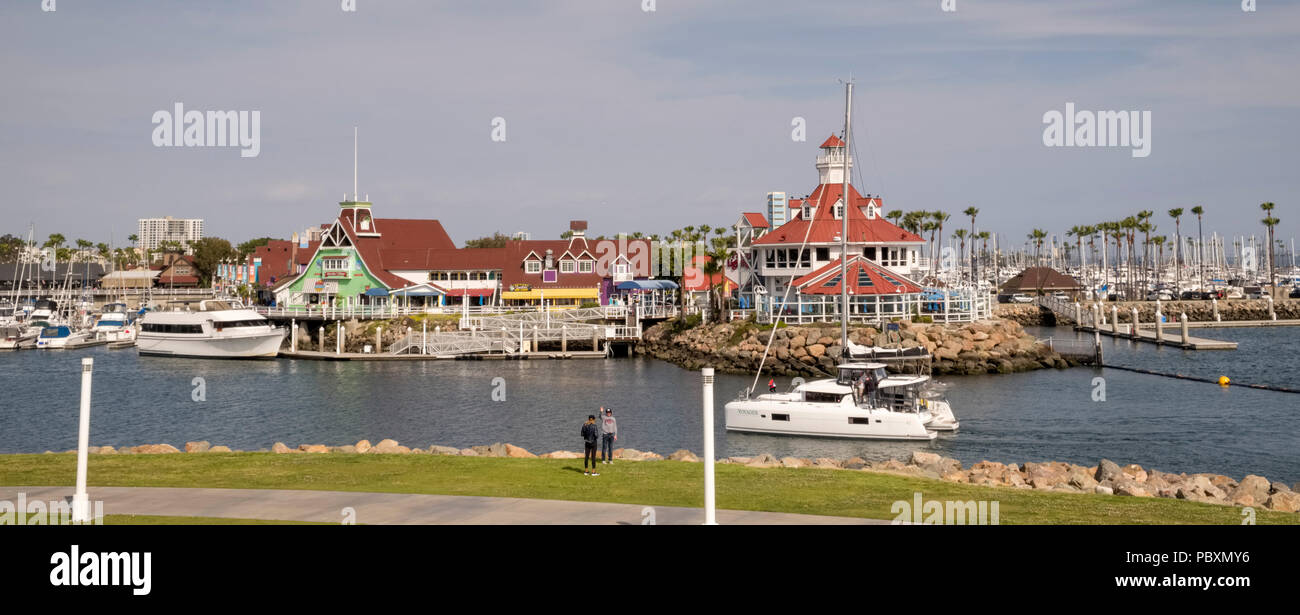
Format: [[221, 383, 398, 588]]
[[2, 486, 887, 525]]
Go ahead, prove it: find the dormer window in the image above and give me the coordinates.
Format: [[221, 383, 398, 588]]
[[560, 260, 575, 274], [525, 260, 541, 274], [579, 260, 594, 273], [833, 202, 843, 220]]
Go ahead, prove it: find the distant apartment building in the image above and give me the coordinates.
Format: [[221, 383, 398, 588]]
[[138, 216, 204, 253], [766, 192, 788, 228]]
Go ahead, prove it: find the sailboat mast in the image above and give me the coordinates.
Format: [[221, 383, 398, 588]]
[[840, 81, 852, 347]]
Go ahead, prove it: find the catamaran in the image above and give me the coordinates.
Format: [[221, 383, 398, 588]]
[[723, 82, 961, 441], [136, 299, 285, 358]]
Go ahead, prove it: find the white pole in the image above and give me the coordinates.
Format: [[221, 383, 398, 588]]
[[422, 320, 427, 354], [702, 367, 717, 525], [72, 357, 93, 523]]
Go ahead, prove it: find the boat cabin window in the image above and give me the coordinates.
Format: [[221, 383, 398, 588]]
[[771, 414, 790, 422], [41, 327, 63, 336], [804, 391, 846, 404], [199, 301, 234, 311], [837, 367, 887, 386]]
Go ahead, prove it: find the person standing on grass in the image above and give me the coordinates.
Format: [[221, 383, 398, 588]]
[[581, 415, 601, 476], [599, 407, 618, 464]]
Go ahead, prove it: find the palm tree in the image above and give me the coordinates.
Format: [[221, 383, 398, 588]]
[[929, 210, 950, 274], [1152, 235, 1167, 283], [1028, 229, 1047, 267], [886, 210, 904, 227], [953, 229, 969, 273], [1067, 225, 1088, 271], [1191, 205, 1205, 289], [1167, 208, 1183, 289], [963, 206, 979, 281], [1261, 202, 1279, 294]]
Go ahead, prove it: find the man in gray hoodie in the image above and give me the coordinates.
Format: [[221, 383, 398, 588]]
[[599, 407, 618, 464]]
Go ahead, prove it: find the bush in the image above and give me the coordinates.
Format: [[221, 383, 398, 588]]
[[665, 313, 702, 335], [911, 315, 933, 324]]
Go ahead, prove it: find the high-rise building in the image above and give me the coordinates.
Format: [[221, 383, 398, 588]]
[[766, 192, 787, 228], [137, 216, 204, 254]]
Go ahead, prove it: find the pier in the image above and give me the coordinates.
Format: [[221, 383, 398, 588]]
[[1035, 296, 1238, 350]]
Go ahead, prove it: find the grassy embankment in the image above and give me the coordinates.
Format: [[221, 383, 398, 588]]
[[2, 453, 1294, 525]]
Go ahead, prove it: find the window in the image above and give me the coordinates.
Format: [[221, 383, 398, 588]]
[[560, 260, 575, 274], [771, 414, 790, 422], [579, 260, 593, 273], [865, 247, 876, 260], [816, 247, 829, 261], [849, 417, 871, 425], [833, 202, 843, 219], [322, 258, 347, 270], [525, 261, 541, 274]]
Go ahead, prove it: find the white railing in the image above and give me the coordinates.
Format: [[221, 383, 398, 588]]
[[390, 320, 635, 356]]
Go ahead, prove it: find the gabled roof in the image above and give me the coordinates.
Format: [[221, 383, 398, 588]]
[[792, 255, 923, 296], [753, 183, 922, 246], [333, 210, 456, 288], [741, 212, 770, 228]]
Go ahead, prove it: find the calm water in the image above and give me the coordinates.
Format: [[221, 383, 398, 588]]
[[1, 326, 1296, 483]]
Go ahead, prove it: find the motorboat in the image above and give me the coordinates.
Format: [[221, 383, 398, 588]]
[[90, 309, 135, 342], [845, 342, 959, 431], [136, 299, 285, 359], [1, 325, 33, 350], [36, 325, 90, 349]]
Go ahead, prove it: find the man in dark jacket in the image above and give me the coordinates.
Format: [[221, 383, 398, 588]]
[[581, 415, 600, 476]]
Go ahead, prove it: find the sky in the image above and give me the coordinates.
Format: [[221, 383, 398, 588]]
[[2, 0, 1297, 253]]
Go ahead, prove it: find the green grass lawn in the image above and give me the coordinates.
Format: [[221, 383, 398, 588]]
[[2, 453, 1294, 525]]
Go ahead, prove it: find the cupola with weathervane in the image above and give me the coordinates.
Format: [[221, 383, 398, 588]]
[[340, 126, 380, 237], [815, 133, 852, 185]]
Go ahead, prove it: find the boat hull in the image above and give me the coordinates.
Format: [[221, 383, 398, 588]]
[[137, 329, 285, 359], [725, 400, 937, 441]]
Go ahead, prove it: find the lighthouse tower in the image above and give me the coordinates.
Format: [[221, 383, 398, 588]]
[[815, 133, 852, 185]]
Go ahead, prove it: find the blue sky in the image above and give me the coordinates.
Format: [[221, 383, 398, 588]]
[[1, 0, 1296, 252]]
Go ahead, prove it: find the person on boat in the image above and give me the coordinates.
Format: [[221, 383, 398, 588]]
[[599, 407, 618, 464], [581, 415, 600, 476], [768, 378, 777, 393]]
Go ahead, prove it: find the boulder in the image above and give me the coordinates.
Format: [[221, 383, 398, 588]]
[[458, 448, 479, 456], [746, 453, 780, 468], [185, 441, 211, 453], [504, 443, 536, 458], [97, 446, 118, 455], [472, 442, 509, 457], [271, 442, 294, 454], [371, 438, 402, 453], [133, 443, 181, 454], [1024, 462, 1067, 490], [1095, 485, 1115, 495], [1068, 470, 1099, 491], [541, 450, 582, 459], [842, 457, 868, 471], [1264, 491, 1300, 513], [779, 456, 808, 469], [812, 457, 842, 469], [1121, 464, 1148, 483], [668, 449, 700, 462], [616, 448, 663, 461], [208, 445, 231, 453], [354, 439, 372, 454], [1095, 459, 1123, 483], [1232, 475, 1272, 507], [1113, 480, 1151, 497], [299, 444, 331, 454], [334, 445, 356, 454], [429, 445, 461, 456]]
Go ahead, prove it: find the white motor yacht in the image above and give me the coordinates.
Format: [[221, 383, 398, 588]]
[[136, 300, 284, 359], [90, 309, 135, 342]]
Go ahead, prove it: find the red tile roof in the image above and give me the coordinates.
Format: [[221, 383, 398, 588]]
[[753, 183, 923, 246], [335, 210, 456, 289], [741, 212, 770, 228], [819, 134, 845, 148], [792, 255, 922, 296]]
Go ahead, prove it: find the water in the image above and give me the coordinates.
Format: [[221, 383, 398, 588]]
[[0, 326, 1296, 484]]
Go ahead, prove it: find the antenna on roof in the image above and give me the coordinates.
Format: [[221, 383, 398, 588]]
[[353, 127, 359, 202]]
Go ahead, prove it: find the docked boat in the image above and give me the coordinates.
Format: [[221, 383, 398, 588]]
[[36, 325, 90, 349], [1, 325, 33, 350], [136, 300, 285, 359], [90, 309, 135, 342]]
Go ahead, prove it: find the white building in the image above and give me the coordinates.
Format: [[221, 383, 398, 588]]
[[138, 216, 204, 253]]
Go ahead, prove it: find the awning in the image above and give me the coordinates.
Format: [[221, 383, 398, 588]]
[[616, 280, 679, 291], [364, 287, 390, 297], [445, 288, 495, 297], [502, 288, 599, 300], [392, 286, 444, 297]]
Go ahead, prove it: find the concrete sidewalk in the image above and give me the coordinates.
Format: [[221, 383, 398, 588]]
[[2, 486, 888, 525]]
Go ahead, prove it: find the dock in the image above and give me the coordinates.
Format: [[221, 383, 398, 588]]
[[282, 350, 607, 361], [1075, 323, 1238, 350]]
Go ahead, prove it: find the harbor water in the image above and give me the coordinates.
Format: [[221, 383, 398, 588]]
[[0, 325, 1296, 484]]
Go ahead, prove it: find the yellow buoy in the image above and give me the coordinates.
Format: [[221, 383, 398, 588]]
[[1218, 376, 1230, 387]]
